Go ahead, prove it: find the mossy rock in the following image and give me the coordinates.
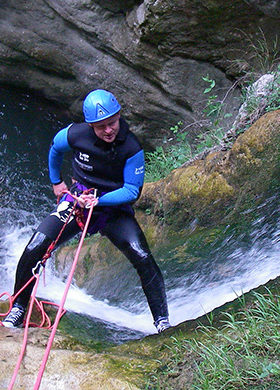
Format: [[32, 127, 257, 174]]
[[138, 110, 280, 228]]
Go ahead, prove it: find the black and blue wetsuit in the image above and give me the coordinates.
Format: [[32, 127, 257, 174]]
[[13, 118, 168, 324]]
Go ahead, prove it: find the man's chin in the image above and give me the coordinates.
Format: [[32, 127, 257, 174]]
[[103, 136, 116, 143]]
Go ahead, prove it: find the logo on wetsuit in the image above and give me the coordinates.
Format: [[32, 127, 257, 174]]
[[75, 152, 94, 171], [135, 165, 144, 175], [50, 201, 75, 224], [79, 152, 90, 162]]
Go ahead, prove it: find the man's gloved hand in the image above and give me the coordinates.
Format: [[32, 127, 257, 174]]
[[52, 181, 68, 199]]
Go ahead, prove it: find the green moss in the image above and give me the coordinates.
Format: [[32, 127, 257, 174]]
[[82, 250, 92, 279], [57, 312, 115, 352], [137, 111, 280, 230]]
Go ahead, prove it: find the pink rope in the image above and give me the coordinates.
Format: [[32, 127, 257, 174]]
[[8, 274, 41, 390], [1, 190, 97, 388], [33, 201, 95, 389]]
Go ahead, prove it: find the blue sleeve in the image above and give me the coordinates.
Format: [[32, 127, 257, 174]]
[[98, 150, 145, 206], [48, 125, 72, 184]]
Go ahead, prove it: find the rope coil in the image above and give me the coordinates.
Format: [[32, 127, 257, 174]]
[[0, 188, 98, 389]]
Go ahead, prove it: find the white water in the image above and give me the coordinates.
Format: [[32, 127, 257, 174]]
[[1, 225, 156, 334], [169, 243, 280, 325], [2, 216, 280, 336], [1, 85, 280, 340]]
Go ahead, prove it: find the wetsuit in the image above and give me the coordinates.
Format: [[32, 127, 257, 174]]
[[13, 118, 168, 323]]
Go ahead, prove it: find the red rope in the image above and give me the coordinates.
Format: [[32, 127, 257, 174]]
[[1, 189, 98, 389], [7, 276, 68, 390], [33, 200, 96, 389], [0, 281, 65, 329], [0, 197, 77, 328], [8, 274, 41, 390]]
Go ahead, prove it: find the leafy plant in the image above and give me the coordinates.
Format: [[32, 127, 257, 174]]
[[145, 66, 280, 183], [189, 289, 280, 389], [202, 75, 222, 121], [170, 121, 183, 134], [145, 120, 193, 182], [195, 127, 224, 154]]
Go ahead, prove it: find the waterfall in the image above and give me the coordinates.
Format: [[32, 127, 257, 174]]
[[1, 85, 280, 343]]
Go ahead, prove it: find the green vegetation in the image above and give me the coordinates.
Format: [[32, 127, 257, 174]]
[[145, 133, 192, 183], [144, 76, 226, 182], [145, 67, 280, 183], [146, 288, 280, 389], [245, 28, 280, 75], [144, 73, 233, 182], [265, 73, 280, 112]]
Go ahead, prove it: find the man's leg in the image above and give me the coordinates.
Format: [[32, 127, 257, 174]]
[[13, 231, 53, 308], [3, 200, 80, 327], [101, 211, 170, 331]]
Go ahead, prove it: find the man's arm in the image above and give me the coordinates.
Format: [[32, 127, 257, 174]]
[[48, 125, 72, 196], [98, 150, 145, 206]]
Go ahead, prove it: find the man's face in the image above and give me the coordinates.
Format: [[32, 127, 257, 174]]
[[89, 112, 120, 143]]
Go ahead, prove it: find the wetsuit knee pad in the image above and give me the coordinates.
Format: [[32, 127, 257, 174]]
[[15, 231, 52, 276], [25, 231, 53, 254], [119, 240, 151, 266], [14, 232, 53, 307]]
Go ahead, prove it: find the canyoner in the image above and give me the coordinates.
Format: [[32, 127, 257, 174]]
[[0, 89, 172, 386]]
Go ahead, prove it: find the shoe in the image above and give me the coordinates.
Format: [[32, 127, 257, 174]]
[[154, 317, 171, 333], [2, 303, 26, 328]]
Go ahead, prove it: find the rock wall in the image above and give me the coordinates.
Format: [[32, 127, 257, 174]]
[[0, 325, 145, 389], [1, 0, 280, 146]]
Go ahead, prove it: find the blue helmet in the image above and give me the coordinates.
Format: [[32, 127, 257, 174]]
[[83, 89, 121, 123]]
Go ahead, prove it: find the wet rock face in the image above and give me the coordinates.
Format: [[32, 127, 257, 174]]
[[0, 0, 279, 146], [245, 0, 280, 18], [0, 326, 143, 389], [94, 0, 143, 13]]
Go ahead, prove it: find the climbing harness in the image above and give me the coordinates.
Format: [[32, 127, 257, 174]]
[[0, 188, 98, 389]]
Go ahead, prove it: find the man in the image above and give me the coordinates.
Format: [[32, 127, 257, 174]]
[[3, 89, 170, 333]]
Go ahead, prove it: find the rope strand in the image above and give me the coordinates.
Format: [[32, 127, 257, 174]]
[[33, 200, 95, 389], [1, 188, 98, 389]]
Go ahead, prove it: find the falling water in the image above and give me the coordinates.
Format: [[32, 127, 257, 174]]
[[1, 85, 280, 344]]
